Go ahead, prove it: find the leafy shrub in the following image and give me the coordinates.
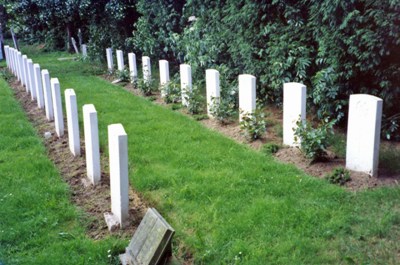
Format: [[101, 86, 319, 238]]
[[262, 143, 280, 155], [240, 103, 267, 141], [325, 167, 351, 185], [161, 81, 181, 104], [115, 68, 130, 82], [184, 85, 205, 115], [209, 96, 237, 124], [135, 78, 157, 96], [294, 118, 336, 161], [0, 69, 14, 82]]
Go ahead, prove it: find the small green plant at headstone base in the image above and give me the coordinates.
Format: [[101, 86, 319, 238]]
[[136, 77, 157, 96], [115, 68, 130, 82], [325, 167, 351, 185], [209, 96, 237, 124], [294, 117, 336, 161], [184, 85, 205, 115], [161, 81, 181, 104], [240, 103, 267, 141], [262, 143, 281, 155]]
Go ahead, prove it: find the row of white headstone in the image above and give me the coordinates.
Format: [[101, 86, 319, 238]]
[[4, 46, 129, 230], [105, 48, 383, 177]]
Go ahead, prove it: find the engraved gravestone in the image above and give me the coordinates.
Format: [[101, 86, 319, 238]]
[[120, 208, 175, 265]]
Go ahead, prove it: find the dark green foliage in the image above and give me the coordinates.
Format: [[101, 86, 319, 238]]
[[135, 77, 157, 96], [325, 167, 351, 185], [161, 81, 181, 104], [262, 143, 281, 155], [184, 85, 205, 115], [115, 68, 130, 82], [294, 118, 336, 161], [209, 96, 237, 125], [240, 103, 267, 141]]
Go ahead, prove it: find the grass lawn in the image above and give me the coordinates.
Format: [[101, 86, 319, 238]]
[[1, 45, 400, 264]]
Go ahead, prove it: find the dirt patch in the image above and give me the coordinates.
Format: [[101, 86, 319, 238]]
[[10, 78, 148, 240], [114, 79, 400, 192]]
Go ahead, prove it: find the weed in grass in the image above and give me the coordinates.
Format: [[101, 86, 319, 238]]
[[325, 167, 351, 185], [193, 114, 209, 121], [262, 143, 281, 155], [380, 145, 400, 174], [171, 103, 182, 110]]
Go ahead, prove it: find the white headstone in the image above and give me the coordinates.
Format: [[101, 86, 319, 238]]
[[238, 74, 256, 121], [346, 94, 383, 177], [159, 60, 170, 97], [81, 44, 87, 58], [4, 46, 9, 68], [71, 37, 79, 54], [33, 64, 45, 109], [50, 78, 64, 137], [116, 50, 124, 71], [106, 48, 113, 72], [16, 51, 22, 83], [180, 64, 192, 106], [283, 82, 306, 146], [41, 70, 54, 121], [21, 54, 27, 87], [108, 123, 129, 228], [206, 69, 220, 117], [27, 59, 36, 100], [83, 104, 101, 185], [22, 55, 29, 92], [142, 56, 151, 83], [65, 89, 81, 157], [128, 53, 137, 83]]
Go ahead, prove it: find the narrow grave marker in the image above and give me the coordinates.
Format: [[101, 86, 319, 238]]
[[238, 74, 256, 121], [41, 70, 54, 121], [16, 51, 22, 83], [33, 63, 45, 109], [71, 37, 79, 54], [83, 104, 101, 185], [65, 89, 81, 157], [22, 55, 28, 92], [119, 208, 175, 265], [206, 69, 220, 117], [180, 64, 192, 107], [159, 60, 170, 97], [104, 123, 129, 231], [128, 53, 137, 83], [21, 54, 27, 87], [116, 50, 124, 71], [283, 82, 306, 147], [142, 56, 151, 83], [27, 59, 36, 100], [81, 44, 87, 58], [106, 48, 113, 72], [346, 94, 383, 177], [51, 78, 64, 137]]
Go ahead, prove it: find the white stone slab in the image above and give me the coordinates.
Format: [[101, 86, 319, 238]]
[[108, 123, 129, 228], [116, 50, 124, 71], [81, 44, 87, 57], [206, 69, 220, 117], [65, 89, 81, 157], [17, 51, 22, 83], [283, 82, 306, 146], [83, 104, 101, 185], [4, 46, 9, 69], [106, 48, 114, 72], [71, 37, 79, 54], [41, 70, 54, 121], [51, 78, 64, 137], [27, 59, 36, 100], [128, 53, 137, 83], [33, 64, 45, 109], [21, 55, 27, 88], [159, 60, 170, 97], [346, 94, 383, 177], [142, 56, 151, 83], [180, 64, 192, 106], [238, 74, 256, 121]]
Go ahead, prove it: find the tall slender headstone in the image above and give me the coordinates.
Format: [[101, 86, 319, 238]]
[[180, 64, 192, 106], [238, 74, 256, 121], [83, 104, 101, 185], [128, 53, 137, 83], [106, 48, 113, 72], [65, 89, 81, 157], [105, 123, 129, 230], [41, 70, 54, 121], [346, 94, 383, 177], [33, 64, 45, 109], [22, 55, 28, 92], [27, 59, 36, 100], [142, 56, 151, 83], [159, 60, 170, 97], [51, 78, 64, 137], [16, 51, 22, 82], [116, 50, 124, 71], [81, 44, 87, 58], [4, 46, 9, 68], [10, 28, 19, 50], [71, 37, 79, 54], [206, 69, 220, 117], [283, 82, 306, 147]]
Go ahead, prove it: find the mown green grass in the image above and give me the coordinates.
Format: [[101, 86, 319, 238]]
[[0, 74, 127, 264], [2, 45, 400, 264]]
